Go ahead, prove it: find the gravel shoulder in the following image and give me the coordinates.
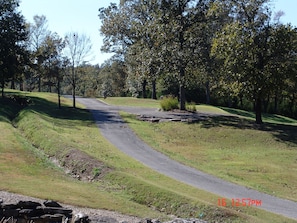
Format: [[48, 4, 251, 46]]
[[0, 190, 142, 223], [75, 97, 297, 220]]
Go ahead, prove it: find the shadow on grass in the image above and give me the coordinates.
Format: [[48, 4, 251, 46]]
[[221, 107, 297, 124], [27, 95, 91, 121], [220, 107, 255, 119], [0, 97, 23, 123], [0, 93, 93, 129], [200, 115, 297, 147]]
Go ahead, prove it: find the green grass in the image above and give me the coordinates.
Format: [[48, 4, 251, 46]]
[[101, 97, 297, 125], [102, 97, 160, 108], [121, 112, 297, 202], [221, 107, 297, 125], [1, 92, 296, 222]]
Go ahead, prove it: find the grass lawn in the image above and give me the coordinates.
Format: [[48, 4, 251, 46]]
[[102, 96, 297, 125], [120, 113, 297, 202], [102, 97, 160, 108], [0, 92, 296, 222]]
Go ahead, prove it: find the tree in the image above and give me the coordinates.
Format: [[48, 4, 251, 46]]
[[156, 0, 210, 109], [27, 15, 50, 92], [0, 0, 28, 97], [41, 32, 66, 108], [64, 32, 92, 108], [211, 0, 297, 124], [99, 0, 163, 99]]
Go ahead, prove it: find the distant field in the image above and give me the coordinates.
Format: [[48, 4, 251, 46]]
[[102, 97, 161, 108], [102, 97, 230, 114], [103, 96, 297, 125], [0, 92, 296, 222]]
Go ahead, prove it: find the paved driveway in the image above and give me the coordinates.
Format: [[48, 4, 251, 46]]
[[75, 97, 297, 220]]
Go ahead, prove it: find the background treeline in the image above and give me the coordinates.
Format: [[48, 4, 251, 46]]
[[99, 0, 297, 124], [1, 0, 297, 123]]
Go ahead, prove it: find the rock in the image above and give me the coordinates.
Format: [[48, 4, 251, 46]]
[[44, 200, 63, 208], [17, 200, 41, 209], [92, 216, 118, 223], [0, 199, 81, 223]]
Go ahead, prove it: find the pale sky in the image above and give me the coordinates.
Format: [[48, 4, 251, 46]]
[[19, 0, 297, 66]]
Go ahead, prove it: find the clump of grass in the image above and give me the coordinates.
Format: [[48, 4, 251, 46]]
[[186, 102, 197, 112], [160, 96, 179, 111]]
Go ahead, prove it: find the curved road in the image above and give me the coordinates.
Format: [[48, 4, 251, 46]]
[[75, 97, 297, 220]]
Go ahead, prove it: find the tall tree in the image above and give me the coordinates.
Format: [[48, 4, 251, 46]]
[[157, 0, 209, 109], [64, 32, 92, 108], [41, 32, 66, 108], [211, 0, 297, 124], [99, 0, 162, 99], [27, 15, 50, 92], [0, 0, 28, 97]]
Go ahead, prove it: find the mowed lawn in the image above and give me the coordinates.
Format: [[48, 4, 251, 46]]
[[1, 93, 297, 222], [104, 97, 297, 202]]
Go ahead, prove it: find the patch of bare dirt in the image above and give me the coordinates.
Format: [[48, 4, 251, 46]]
[[55, 149, 113, 182]]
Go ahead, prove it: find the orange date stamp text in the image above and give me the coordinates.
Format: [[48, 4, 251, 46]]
[[218, 197, 262, 207]]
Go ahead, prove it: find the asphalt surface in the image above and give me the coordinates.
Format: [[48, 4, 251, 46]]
[[75, 97, 297, 220]]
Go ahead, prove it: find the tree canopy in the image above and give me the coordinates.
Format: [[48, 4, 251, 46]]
[[99, 0, 297, 124], [0, 0, 28, 97], [2, 0, 297, 123]]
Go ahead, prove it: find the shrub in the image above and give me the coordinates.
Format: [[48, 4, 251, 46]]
[[160, 96, 179, 111], [186, 102, 197, 112]]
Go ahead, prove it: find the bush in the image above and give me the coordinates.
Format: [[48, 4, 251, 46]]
[[186, 102, 197, 112], [160, 96, 179, 111]]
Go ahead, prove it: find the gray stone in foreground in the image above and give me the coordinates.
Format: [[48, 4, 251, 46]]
[[0, 199, 89, 223], [0, 199, 209, 223]]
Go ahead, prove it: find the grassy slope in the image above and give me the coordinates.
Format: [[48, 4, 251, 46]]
[[121, 113, 297, 200], [105, 97, 297, 202], [0, 92, 295, 222]]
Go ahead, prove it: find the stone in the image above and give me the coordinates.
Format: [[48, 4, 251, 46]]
[[43, 200, 63, 208], [17, 200, 41, 209]]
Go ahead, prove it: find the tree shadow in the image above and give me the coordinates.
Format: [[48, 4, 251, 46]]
[[199, 115, 297, 147], [88, 108, 125, 127], [27, 95, 91, 121], [0, 93, 94, 130]]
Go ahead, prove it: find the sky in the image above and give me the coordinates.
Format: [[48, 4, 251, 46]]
[[19, 0, 297, 66]]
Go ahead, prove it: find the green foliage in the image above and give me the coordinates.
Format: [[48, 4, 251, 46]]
[[186, 102, 197, 112], [160, 96, 179, 111], [0, 0, 28, 96]]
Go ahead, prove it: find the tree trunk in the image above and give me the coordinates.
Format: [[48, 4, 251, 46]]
[[1, 78, 4, 98], [179, 84, 186, 110], [179, 66, 186, 110], [205, 81, 210, 104], [151, 79, 157, 99], [10, 80, 15, 89], [239, 94, 243, 108], [58, 77, 61, 109], [20, 81, 24, 91], [72, 66, 76, 108], [255, 96, 263, 124], [72, 82, 76, 108], [274, 92, 278, 114], [263, 95, 269, 113], [142, 80, 147, 98], [38, 73, 41, 92]]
